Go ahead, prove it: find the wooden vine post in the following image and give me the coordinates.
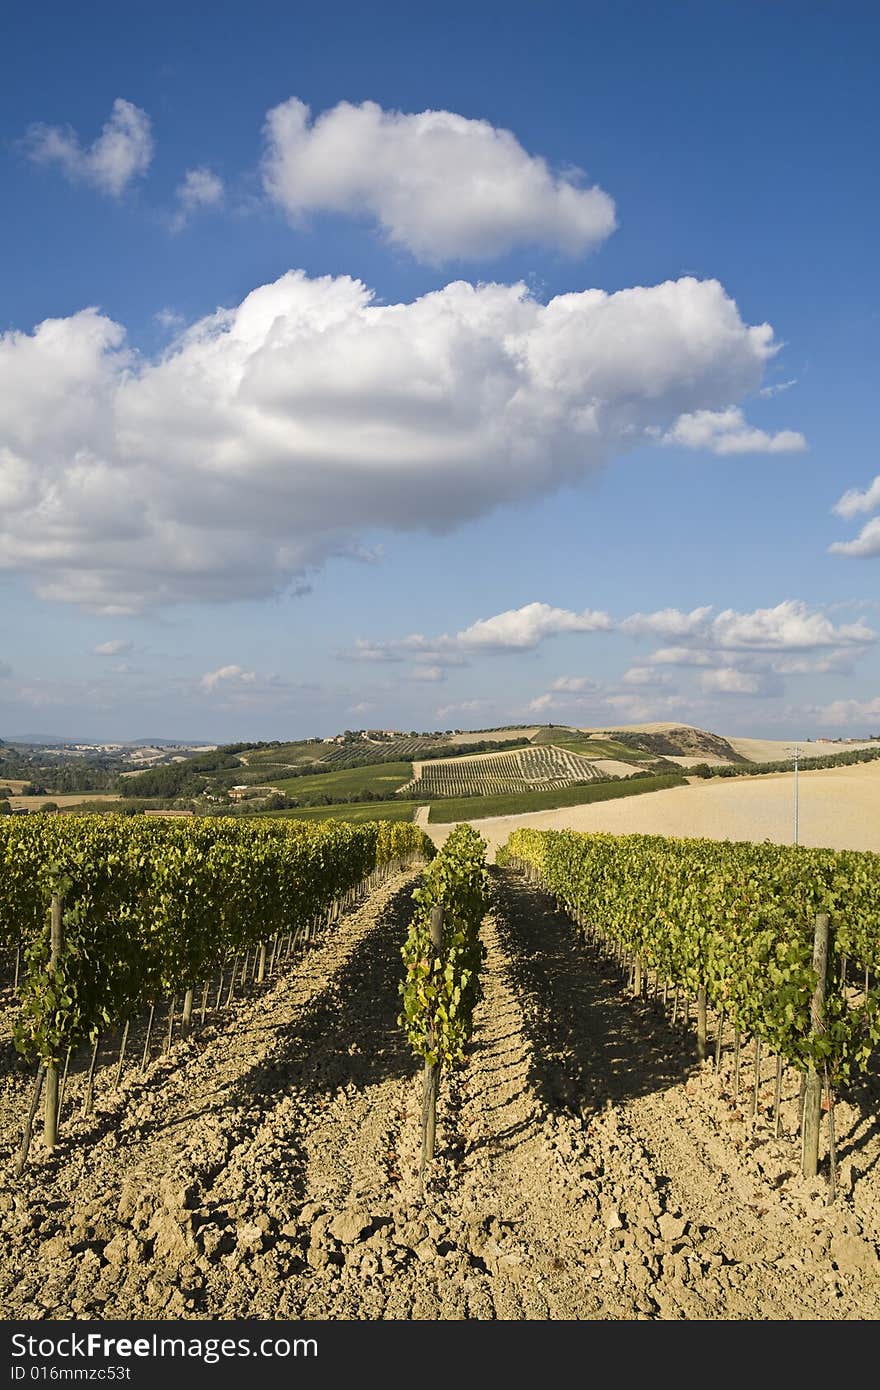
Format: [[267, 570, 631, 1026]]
[[696, 985, 708, 1062], [421, 904, 444, 1173], [180, 988, 195, 1038], [43, 893, 64, 1150], [801, 913, 829, 1180]]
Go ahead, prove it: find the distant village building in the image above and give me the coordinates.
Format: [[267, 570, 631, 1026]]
[[228, 786, 251, 801]]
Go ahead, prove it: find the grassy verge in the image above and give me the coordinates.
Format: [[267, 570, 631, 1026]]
[[255, 800, 416, 824], [427, 773, 686, 824]]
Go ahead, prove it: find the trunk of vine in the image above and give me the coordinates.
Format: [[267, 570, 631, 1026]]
[[420, 904, 445, 1180], [43, 893, 65, 1150], [421, 1060, 439, 1175], [257, 942, 267, 984], [15, 1065, 45, 1178], [43, 1064, 59, 1151]]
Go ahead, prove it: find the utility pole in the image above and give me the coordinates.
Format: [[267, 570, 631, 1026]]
[[788, 742, 800, 845]]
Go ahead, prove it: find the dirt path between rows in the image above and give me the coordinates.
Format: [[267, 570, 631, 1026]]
[[0, 867, 878, 1320]]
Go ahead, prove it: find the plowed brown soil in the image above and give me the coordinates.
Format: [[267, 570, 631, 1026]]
[[0, 866, 877, 1321]]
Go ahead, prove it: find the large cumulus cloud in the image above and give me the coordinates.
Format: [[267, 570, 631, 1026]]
[[0, 270, 789, 611]]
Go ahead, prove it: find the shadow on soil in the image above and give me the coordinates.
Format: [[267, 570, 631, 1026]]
[[228, 877, 422, 1106], [490, 866, 697, 1117], [16, 878, 421, 1186]]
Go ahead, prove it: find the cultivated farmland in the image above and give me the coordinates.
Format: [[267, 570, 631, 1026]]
[[403, 744, 609, 798], [1, 812, 879, 1322], [424, 759, 880, 856]]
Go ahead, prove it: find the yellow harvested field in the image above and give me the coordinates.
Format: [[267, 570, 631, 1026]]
[[591, 759, 640, 778], [448, 727, 541, 746], [725, 736, 877, 763], [664, 754, 730, 768], [6, 793, 125, 811], [424, 760, 880, 856]]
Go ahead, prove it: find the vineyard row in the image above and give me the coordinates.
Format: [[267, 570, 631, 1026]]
[[498, 827, 880, 1179]]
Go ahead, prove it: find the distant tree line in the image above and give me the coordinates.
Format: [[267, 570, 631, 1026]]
[[114, 750, 245, 798], [689, 743, 880, 779]]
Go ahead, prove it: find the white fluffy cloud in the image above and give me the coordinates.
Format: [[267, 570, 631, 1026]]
[[830, 478, 880, 558], [622, 666, 673, 687], [262, 97, 616, 263], [829, 517, 880, 559], [93, 639, 132, 656], [458, 602, 610, 650], [25, 99, 153, 197], [710, 601, 873, 650], [605, 692, 685, 721], [351, 600, 874, 681], [649, 646, 714, 666], [551, 675, 597, 693], [638, 602, 875, 694], [200, 664, 257, 693], [619, 607, 712, 640], [758, 379, 797, 398], [435, 699, 493, 721], [172, 167, 224, 230], [0, 271, 785, 611], [628, 601, 873, 653], [662, 407, 805, 455], [810, 697, 880, 726], [699, 668, 762, 695], [832, 476, 880, 520]]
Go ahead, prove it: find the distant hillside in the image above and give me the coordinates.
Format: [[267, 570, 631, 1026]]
[[586, 725, 749, 764]]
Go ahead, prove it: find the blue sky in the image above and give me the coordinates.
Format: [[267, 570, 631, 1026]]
[[1, 0, 878, 742]]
